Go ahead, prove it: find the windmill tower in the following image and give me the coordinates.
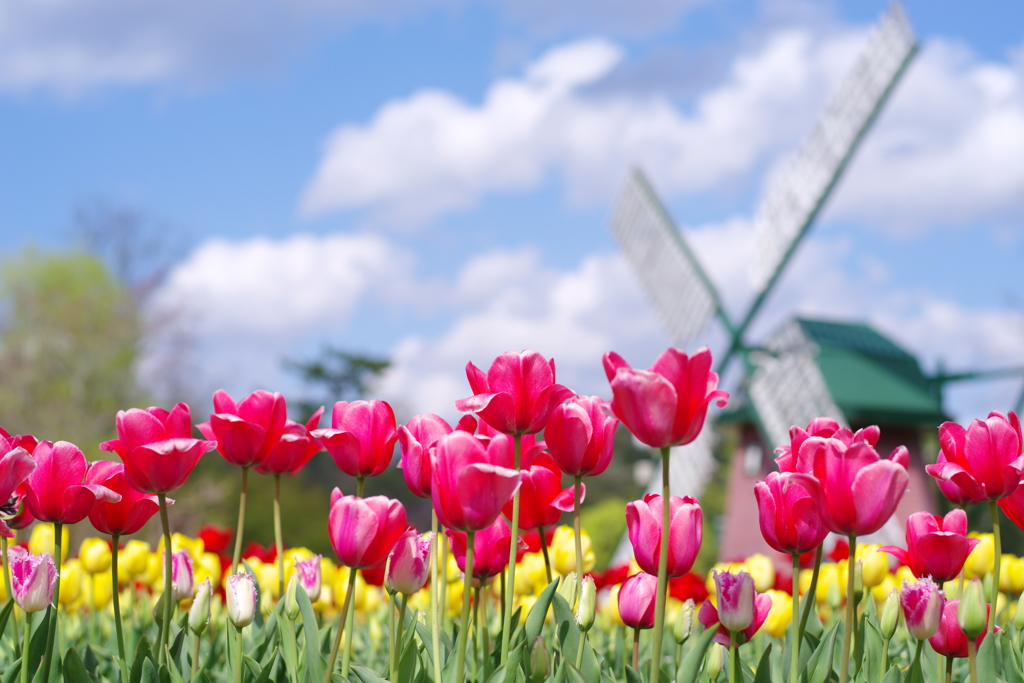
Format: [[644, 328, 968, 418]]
[[608, 4, 920, 560]]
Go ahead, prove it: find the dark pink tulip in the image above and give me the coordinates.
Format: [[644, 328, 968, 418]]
[[397, 414, 454, 499], [455, 350, 575, 436], [501, 452, 577, 531], [545, 396, 618, 478], [198, 390, 288, 469], [625, 493, 702, 578], [448, 517, 523, 582], [85, 461, 164, 536], [928, 411, 1024, 504], [101, 403, 217, 493], [902, 577, 944, 640], [698, 570, 772, 645], [431, 431, 521, 533], [618, 572, 657, 629], [24, 441, 120, 525], [255, 407, 325, 477], [327, 487, 409, 569], [0, 438, 36, 538], [754, 471, 829, 555], [603, 347, 728, 449], [774, 418, 879, 473], [312, 400, 398, 479], [790, 432, 909, 537], [880, 510, 979, 583], [386, 532, 431, 595], [929, 599, 991, 658]]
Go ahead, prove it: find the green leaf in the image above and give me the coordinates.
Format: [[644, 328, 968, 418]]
[[881, 664, 903, 683], [414, 620, 448, 670], [280, 616, 300, 682], [254, 653, 279, 683], [2, 659, 23, 683], [566, 664, 589, 683], [169, 628, 187, 667], [0, 601, 15, 644], [130, 635, 154, 683], [351, 664, 390, 683], [752, 644, 772, 683], [1002, 632, 1024, 683], [25, 610, 49, 681], [164, 650, 185, 683], [296, 582, 327, 683], [676, 627, 717, 683], [803, 621, 839, 683], [81, 646, 99, 680], [61, 648, 91, 683], [624, 665, 644, 683], [862, 619, 884, 683], [140, 659, 159, 683], [977, 630, 1000, 683], [526, 580, 559, 645], [244, 655, 262, 679]]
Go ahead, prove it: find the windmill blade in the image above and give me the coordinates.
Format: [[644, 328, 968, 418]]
[[750, 3, 917, 290], [610, 169, 720, 345]]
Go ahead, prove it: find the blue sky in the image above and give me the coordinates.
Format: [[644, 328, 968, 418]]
[[1, 0, 1022, 427]]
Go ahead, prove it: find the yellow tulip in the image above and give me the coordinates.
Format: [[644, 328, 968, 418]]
[[743, 554, 776, 593], [1000, 554, 1024, 593], [157, 532, 204, 559], [550, 526, 595, 576], [119, 541, 151, 582], [195, 552, 222, 590], [871, 573, 899, 603], [60, 559, 83, 605], [314, 584, 333, 612], [86, 571, 113, 610], [514, 553, 548, 596], [517, 594, 538, 624], [320, 557, 338, 588], [965, 534, 994, 579], [600, 585, 625, 627], [282, 547, 316, 586], [142, 552, 163, 588], [446, 579, 465, 618], [79, 538, 112, 574], [858, 545, 890, 589], [29, 524, 69, 563], [763, 590, 793, 639], [815, 564, 839, 604], [894, 565, 917, 587]]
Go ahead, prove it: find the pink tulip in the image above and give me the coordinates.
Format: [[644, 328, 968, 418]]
[[455, 350, 575, 436], [226, 571, 258, 627], [328, 488, 409, 569], [448, 517, 524, 582], [397, 414, 454, 499], [101, 403, 217, 493], [754, 471, 829, 555], [255, 407, 325, 477], [774, 418, 879, 473], [0, 438, 36, 538], [789, 431, 909, 537], [312, 400, 398, 479], [501, 452, 577, 531], [698, 570, 773, 645], [8, 548, 56, 613], [929, 599, 991, 658], [386, 533, 431, 595], [198, 390, 288, 469], [85, 461, 164, 537], [168, 549, 194, 600], [928, 411, 1024, 504], [618, 572, 658, 629], [902, 577, 945, 640], [24, 441, 120, 525], [545, 396, 619, 478], [625, 493, 702, 578], [294, 555, 323, 602], [603, 347, 728, 449], [430, 431, 521, 533], [880, 510, 979, 583]]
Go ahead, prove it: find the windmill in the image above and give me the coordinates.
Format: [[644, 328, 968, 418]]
[[608, 4, 919, 559]]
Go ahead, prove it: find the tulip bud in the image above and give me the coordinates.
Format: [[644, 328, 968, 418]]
[[294, 555, 323, 603], [852, 561, 864, 604], [673, 599, 695, 644], [226, 572, 258, 628], [575, 576, 596, 633], [529, 636, 550, 682], [705, 643, 725, 681], [79, 538, 112, 575], [189, 578, 212, 635], [285, 576, 302, 619], [386, 533, 431, 596], [558, 572, 578, 608], [902, 577, 944, 641], [120, 541, 151, 584], [880, 591, 900, 639], [713, 570, 755, 633], [826, 580, 842, 610], [1015, 591, 1024, 631], [8, 550, 56, 613], [958, 578, 987, 639], [169, 549, 194, 601]]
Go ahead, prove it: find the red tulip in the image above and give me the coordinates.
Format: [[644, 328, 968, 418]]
[[929, 599, 991, 657], [774, 418, 879, 473], [312, 400, 398, 479], [603, 347, 728, 449], [198, 390, 288, 469], [430, 431, 521, 532], [255, 407, 325, 476], [100, 403, 217, 493], [397, 414, 454, 499], [754, 471, 829, 555], [880, 510, 979, 583], [85, 461, 163, 536], [545, 396, 618, 478], [625, 493, 702, 578], [448, 517, 524, 582], [327, 487, 409, 569], [24, 441, 120, 525], [0, 438, 36, 537], [928, 411, 1024, 504], [455, 350, 575, 436], [618, 572, 658, 629], [198, 525, 233, 554], [698, 570, 772, 645], [789, 430, 909, 537], [501, 452, 577, 531]]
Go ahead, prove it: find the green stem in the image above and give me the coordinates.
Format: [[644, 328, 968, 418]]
[[40, 521, 62, 683], [798, 545, 822, 640], [191, 631, 201, 682], [790, 553, 800, 683], [342, 574, 356, 678], [274, 475, 284, 601], [575, 631, 587, 671], [159, 495, 174, 664], [231, 467, 249, 574], [472, 587, 480, 683], [945, 653, 953, 683], [728, 630, 737, 683], [20, 611, 31, 683], [396, 593, 409, 676], [500, 434, 522, 661], [881, 638, 889, 672], [911, 639, 924, 681], [431, 512, 443, 683], [968, 637, 978, 683], [838, 535, 857, 683], [112, 535, 129, 683], [389, 593, 397, 679], [650, 447, 671, 683], [632, 627, 640, 672], [617, 625, 626, 677], [481, 586, 491, 680], [990, 501, 1002, 634], [234, 625, 243, 683], [538, 526, 553, 586], [455, 531, 475, 683], [574, 475, 584, 599], [324, 568, 357, 683], [1, 535, 17, 658]]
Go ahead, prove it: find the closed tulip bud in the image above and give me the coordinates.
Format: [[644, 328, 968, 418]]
[[1015, 592, 1024, 630], [295, 555, 322, 602], [189, 578, 212, 635], [386, 533, 431, 596], [119, 541, 150, 583], [529, 636, 550, 681], [79, 538, 112, 574], [169, 549, 194, 601], [576, 576, 596, 632], [853, 561, 864, 603], [558, 571, 578, 608], [705, 644, 725, 681], [958, 578, 987, 639], [673, 599, 695, 644], [880, 591, 900, 639], [284, 576, 301, 620], [902, 577, 944, 640], [226, 572, 258, 628], [826, 580, 842, 610]]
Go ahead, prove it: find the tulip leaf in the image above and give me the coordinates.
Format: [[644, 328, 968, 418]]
[[862, 619, 884, 683], [676, 626, 717, 683], [169, 628, 187, 666], [163, 649, 185, 683], [881, 664, 903, 683], [1002, 633, 1024, 683], [526, 580, 559, 645], [977, 630, 1000, 683], [60, 648, 90, 683], [130, 635, 154, 683], [139, 659, 158, 683], [244, 655, 262, 679], [566, 663, 589, 683], [253, 653, 280, 683], [752, 643, 772, 683], [295, 582, 327, 683], [2, 659, 22, 683], [623, 666, 643, 683], [414, 621, 448, 670], [279, 615, 300, 681], [803, 621, 838, 683], [0, 601, 14, 644], [351, 664, 389, 683], [26, 610, 50, 681]]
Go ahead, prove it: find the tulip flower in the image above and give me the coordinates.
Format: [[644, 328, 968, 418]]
[[328, 488, 409, 570], [698, 570, 772, 646], [754, 471, 829, 556], [198, 389, 287, 469], [774, 419, 880, 473], [190, 578, 213, 635], [226, 571, 258, 627], [430, 431, 521, 532], [79, 538, 112, 574], [880, 510, 979, 583], [928, 411, 1024, 504], [602, 347, 728, 450], [448, 517, 523, 582], [386, 533, 431, 595], [168, 549, 194, 600], [254, 407, 325, 477], [294, 554, 323, 602], [902, 577, 944, 641], [618, 572, 658, 630], [625, 493, 703, 577], [85, 461, 163, 537], [545, 396, 618, 478], [501, 452, 576, 532], [929, 598, 990, 658], [455, 350, 574, 437], [8, 548, 54, 613], [312, 400, 399, 482], [397, 414, 454, 498], [0, 440, 36, 538], [24, 441, 120, 525]]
